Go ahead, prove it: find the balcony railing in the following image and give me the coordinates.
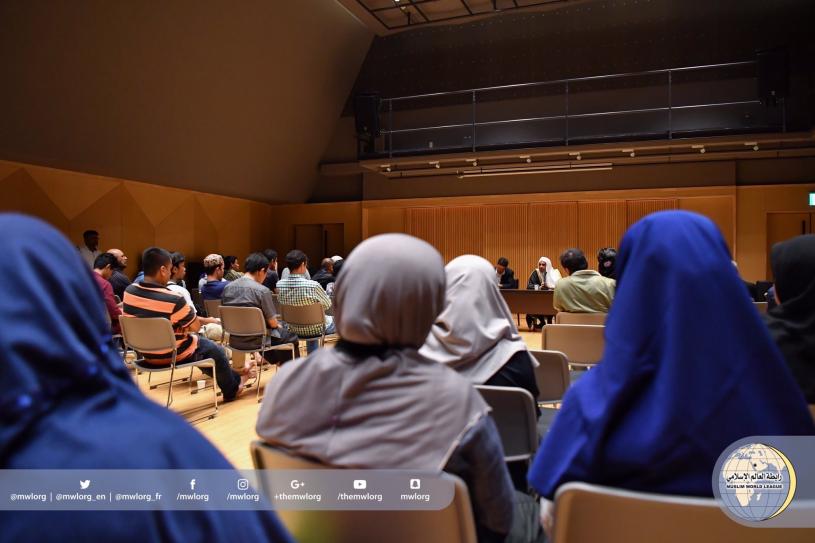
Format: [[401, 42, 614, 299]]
[[365, 60, 786, 159]]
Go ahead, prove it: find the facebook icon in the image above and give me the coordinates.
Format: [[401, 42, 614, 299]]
[[190, 479, 197, 490]]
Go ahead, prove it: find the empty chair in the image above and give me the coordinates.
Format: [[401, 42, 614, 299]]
[[529, 350, 570, 437], [119, 316, 218, 421], [475, 386, 538, 463], [542, 324, 605, 368], [554, 312, 607, 325], [204, 298, 221, 319], [219, 305, 295, 401], [280, 303, 335, 347], [552, 482, 814, 543], [251, 441, 477, 543]]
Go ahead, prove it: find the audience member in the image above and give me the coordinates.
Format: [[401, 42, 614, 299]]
[[200, 253, 227, 300], [257, 234, 515, 543], [311, 258, 335, 290], [421, 255, 539, 400], [78, 229, 100, 268], [330, 255, 343, 264], [528, 212, 815, 538], [223, 255, 242, 281], [92, 252, 122, 334], [525, 256, 562, 329], [765, 234, 815, 403], [167, 252, 219, 327], [261, 249, 280, 293], [280, 266, 311, 281], [553, 248, 615, 313], [495, 257, 516, 289], [123, 248, 247, 401], [107, 248, 131, 299], [0, 214, 293, 543], [597, 247, 617, 279], [276, 250, 334, 354], [222, 252, 300, 362], [326, 258, 344, 296]]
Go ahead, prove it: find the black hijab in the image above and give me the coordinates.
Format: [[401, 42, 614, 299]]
[[765, 234, 815, 403]]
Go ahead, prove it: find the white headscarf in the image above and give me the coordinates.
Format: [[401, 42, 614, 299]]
[[420, 255, 538, 384], [257, 234, 489, 470], [536, 256, 562, 289]]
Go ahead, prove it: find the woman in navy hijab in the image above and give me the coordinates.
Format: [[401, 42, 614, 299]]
[[0, 214, 292, 543], [528, 211, 815, 531]]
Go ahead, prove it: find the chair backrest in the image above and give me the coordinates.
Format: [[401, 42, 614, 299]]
[[203, 299, 221, 319], [280, 303, 325, 327], [542, 324, 605, 367], [553, 482, 814, 543], [554, 312, 607, 325], [118, 316, 176, 353], [219, 305, 266, 337], [250, 441, 477, 543], [474, 386, 538, 462], [753, 301, 768, 315], [530, 350, 570, 403]]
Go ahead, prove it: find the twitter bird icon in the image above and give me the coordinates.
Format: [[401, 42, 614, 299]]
[[80, 480, 91, 490]]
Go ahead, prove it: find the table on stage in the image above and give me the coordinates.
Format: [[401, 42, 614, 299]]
[[500, 289, 555, 327]]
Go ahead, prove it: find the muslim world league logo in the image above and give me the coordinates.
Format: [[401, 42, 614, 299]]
[[718, 443, 797, 521]]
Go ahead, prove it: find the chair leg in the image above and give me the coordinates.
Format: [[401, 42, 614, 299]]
[[166, 364, 176, 407]]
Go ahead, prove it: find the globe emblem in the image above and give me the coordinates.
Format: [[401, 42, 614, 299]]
[[718, 443, 797, 521]]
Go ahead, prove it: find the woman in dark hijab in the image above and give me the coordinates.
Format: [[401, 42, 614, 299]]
[[528, 211, 814, 536], [765, 234, 815, 404], [0, 214, 292, 543]]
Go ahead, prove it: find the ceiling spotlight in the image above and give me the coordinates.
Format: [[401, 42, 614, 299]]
[[745, 141, 759, 151], [622, 148, 635, 158], [473, 161, 478, 167], [520, 155, 532, 164], [569, 152, 582, 161], [385, 167, 391, 172], [691, 145, 705, 154], [430, 161, 441, 169]]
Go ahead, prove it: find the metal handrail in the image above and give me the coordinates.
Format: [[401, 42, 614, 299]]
[[376, 59, 776, 157]]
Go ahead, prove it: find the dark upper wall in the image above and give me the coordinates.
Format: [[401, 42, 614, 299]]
[[0, 0, 373, 203], [350, 0, 814, 101]]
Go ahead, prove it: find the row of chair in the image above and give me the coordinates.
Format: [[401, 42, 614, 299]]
[[251, 441, 814, 543]]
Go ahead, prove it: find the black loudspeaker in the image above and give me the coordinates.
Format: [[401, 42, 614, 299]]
[[757, 48, 789, 106], [354, 94, 381, 137]]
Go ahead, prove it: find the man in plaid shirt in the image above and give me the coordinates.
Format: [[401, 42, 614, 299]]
[[277, 249, 335, 354]]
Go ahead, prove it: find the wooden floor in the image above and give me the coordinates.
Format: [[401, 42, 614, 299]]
[[139, 330, 544, 469]]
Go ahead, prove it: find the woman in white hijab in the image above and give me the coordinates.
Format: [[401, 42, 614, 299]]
[[421, 255, 540, 403], [256, 234, 515, 543], [525, 256, 561, 329]]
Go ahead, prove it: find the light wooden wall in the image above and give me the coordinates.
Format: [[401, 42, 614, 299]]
[[0, 160, 275, 272], [362, 187, 734, 278]]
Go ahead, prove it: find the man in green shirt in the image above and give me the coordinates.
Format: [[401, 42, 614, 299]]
[[553, 248, 615, 313]]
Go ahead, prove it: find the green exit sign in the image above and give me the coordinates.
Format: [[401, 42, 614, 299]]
[[810, 192, 815, 206]]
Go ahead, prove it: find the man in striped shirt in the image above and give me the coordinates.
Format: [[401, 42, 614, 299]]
[[277, 249, 335, 354], [122, 247, 244, 401]]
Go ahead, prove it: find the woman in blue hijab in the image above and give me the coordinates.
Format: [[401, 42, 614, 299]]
[[0, 214, 292, 543], [528, 211, 815, 523]]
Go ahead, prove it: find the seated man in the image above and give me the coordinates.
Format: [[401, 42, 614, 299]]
[[276, 250, 335, 354], [222, 252, 300, 363], [223, 255, 242, 282], [122, 247, 247, 401], [554, 247, 615, 313], [92, 252, 122, 334], [167, 252, 221, 335], [495, 257, 516, 289], [200, 253, 227, 300], [261, 249, 280, 293], [311, 258, 335, 291], [106, 248, 131, 300]]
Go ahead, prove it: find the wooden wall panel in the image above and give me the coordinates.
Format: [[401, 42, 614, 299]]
[[483, 204, 528, 277], [443, 206, 484, 263], [577, 200, 628, 267], [364, 207, 406, 238], [679, 195, 735, 254], [626, 198, 678, 225], [406, 207, 447, 259], [528, 202, 579, 277], [0, 160, 276, 273]]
